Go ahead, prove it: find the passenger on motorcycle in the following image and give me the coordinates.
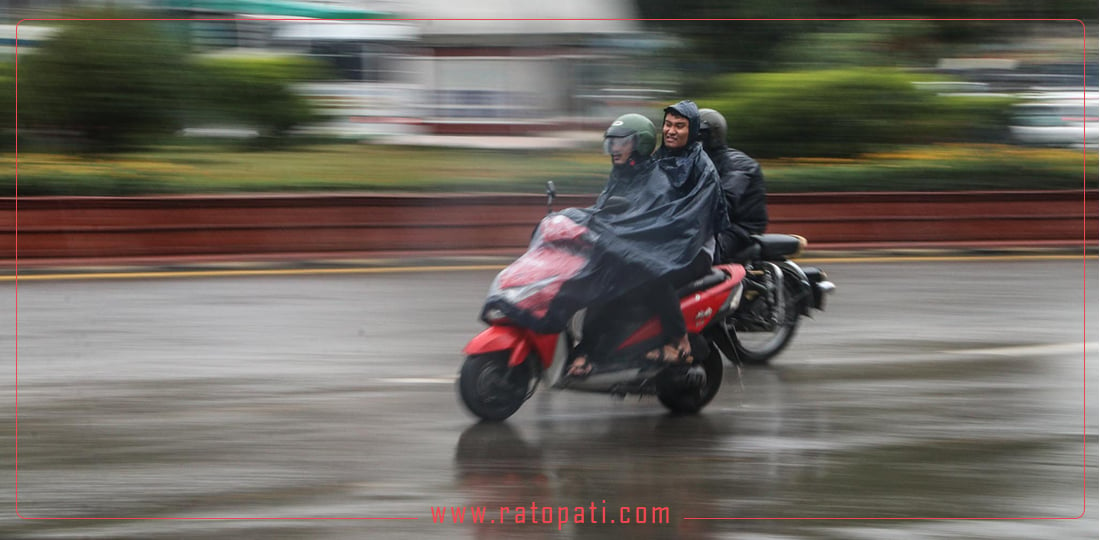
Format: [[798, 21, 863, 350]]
[[649, 101, 729, 355], [698, 107, 769, 263], [653, 100, 727, 261]]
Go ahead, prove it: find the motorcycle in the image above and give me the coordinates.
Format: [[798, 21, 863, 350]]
[[722, 234, 836, 365], [458, 182, 834, 422]]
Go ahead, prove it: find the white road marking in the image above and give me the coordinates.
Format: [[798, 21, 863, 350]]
[[378, 376, 457, 384], [942, 342, 1097, 357]]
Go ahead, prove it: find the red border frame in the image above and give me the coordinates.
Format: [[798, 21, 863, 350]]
[[10, 15, 1091, 523]]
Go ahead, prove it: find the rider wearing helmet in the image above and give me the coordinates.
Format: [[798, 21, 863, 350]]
[[595, 113, 658, 208], [603, 113, 657, 165], [570, 113, 663, 376], [698, 107, 768, 262]]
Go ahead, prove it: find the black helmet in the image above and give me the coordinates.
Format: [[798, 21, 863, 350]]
[[603, 113, 657, 158], [698, 108, 728, 151]]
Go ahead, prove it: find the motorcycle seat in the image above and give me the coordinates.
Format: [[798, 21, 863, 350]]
[[724, 244, 760, 263], [752, 234, 805, 259], [675, 268, 728, 297]]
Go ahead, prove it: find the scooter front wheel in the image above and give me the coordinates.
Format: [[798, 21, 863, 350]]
[[458, 352, 532, 422]]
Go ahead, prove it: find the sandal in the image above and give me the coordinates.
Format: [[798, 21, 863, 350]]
[[566, 356, 593, 378], [645, 336, 693, 364], [676, 335, 694, 364], [645, 343, 693, 364]]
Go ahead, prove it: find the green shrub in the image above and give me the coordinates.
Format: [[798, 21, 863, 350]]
[[191, 54, 327, 144], [701, 68, 1016, 158], [0, 63, 14, 151], [928, 93, 1016, 143], [770, 22, 944, 70], [18, 16, 190, 152]]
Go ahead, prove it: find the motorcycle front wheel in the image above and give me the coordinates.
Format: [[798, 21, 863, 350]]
[[730, 271, 803, 365], [458, 352, 533, 422]]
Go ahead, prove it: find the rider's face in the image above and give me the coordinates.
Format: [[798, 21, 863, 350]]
[[662, 113, 690, 150], [605, 136, 635, 165]]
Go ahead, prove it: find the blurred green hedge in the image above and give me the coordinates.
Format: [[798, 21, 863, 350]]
[[702, 68, 1016, 158], [190, 54, 328, 143], [15, 13, 325, 152], [17, 18, 191, 152], [0, 63, 14, 151]]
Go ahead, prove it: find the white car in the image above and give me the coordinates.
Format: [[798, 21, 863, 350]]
[[1010, 98, 1098, 148]]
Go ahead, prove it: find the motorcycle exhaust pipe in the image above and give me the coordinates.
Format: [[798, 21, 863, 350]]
[[802, 267, 836, 311]]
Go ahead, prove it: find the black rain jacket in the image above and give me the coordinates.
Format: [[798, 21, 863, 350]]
[[709, 145, 768, 262], [480, 152, 726, 333]]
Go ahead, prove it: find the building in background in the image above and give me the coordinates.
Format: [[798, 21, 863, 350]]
[[396, 0, 671, 135], [152, 0, 674, 139]]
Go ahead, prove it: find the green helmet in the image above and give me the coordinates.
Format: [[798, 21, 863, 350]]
[[603, 113, 657, 158]]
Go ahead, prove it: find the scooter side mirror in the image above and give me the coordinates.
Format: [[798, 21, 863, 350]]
[[546, 181, 557, 214]]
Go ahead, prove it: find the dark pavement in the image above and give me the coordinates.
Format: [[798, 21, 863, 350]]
[[1, 258, 1095, 539]]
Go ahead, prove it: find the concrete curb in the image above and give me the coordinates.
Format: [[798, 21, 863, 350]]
[[4, 190, 1094, 262]]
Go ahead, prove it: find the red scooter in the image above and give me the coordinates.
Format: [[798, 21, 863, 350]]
[[458, 184, 751, 422]]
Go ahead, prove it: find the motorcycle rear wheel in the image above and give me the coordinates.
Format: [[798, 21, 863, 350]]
[[458, 352, 532, 422], [657, 342, 723, 415], [731, 272, 803, 365]]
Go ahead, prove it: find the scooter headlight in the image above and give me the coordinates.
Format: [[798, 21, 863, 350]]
[[497, 276, 557, 305], [483, 308, 508, 323]]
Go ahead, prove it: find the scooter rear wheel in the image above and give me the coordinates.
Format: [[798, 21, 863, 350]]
[[458, 352, 532, 422], [657, 341, 723, 415]]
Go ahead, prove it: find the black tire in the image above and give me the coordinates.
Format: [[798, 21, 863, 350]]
[[657, 342, 723, 415], [458, 352, 532, 422], [733, 317, 800, 366], [731, 272, 803, 366]]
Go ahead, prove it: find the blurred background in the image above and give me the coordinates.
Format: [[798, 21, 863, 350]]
[[0, 0, 1096, 195], [2, 4, 1096, 537]]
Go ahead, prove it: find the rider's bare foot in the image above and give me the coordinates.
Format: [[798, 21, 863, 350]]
[[566, 356, 592, 377], [645, 336, 693, 364], [675, 335, 694, 364], [644, 344, 677, 362]]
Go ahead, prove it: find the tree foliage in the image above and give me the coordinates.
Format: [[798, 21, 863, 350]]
[[18, 16, 190, 151], [634, 0, 1094, 78], [17, 11, 325, 152], [0, 63, 14, 150], [191, 54, 328, 144]]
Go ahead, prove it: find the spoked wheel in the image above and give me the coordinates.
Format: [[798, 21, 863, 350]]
[[458, 352, 533, 422], [657, 340, 723, 415], [730, 270, 803, 366]]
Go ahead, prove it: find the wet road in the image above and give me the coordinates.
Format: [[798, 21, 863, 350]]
[[1, 258, 1096, 539]]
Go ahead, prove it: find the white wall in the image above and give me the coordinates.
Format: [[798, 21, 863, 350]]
[[406, 56, 566, 121]]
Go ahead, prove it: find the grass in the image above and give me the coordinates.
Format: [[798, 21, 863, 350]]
[[2, 142, 1094, 196], [6, 143, 612, 196], [762, 143, 1093, 192]]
